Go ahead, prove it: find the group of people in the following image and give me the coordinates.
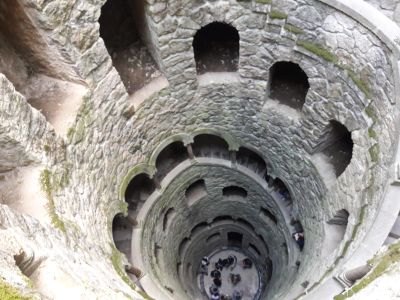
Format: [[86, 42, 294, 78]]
[[201, 254, 253, 300]]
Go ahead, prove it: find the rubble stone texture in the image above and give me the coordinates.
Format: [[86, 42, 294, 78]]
[[0, 0, 400, 299]]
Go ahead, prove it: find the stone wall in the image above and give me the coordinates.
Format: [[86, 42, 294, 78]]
[[0, 0, 399, 299]]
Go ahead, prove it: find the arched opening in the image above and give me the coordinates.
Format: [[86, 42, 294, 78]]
[[248, 243, 261, 257], [162, 208, 176, 232], [272, 178, 293, 208], [236, 147, 267, 175], [213, 215, 235, 224], [222, 186, 248, 199], [99, 0, 160, 94], [155, 141, 188, 183], [125, 173, 156, 213], [320, 120, 353, 177], [227, 232, 243, 248], [193, 22, 239, 74], [192, 134, 230, 159], [328, 209, 350, 226], [112, 213, 132, 258], [206, 232, 221, 244], [268, 61, 309, 110], [185, 179, 207, 206], [260, 207, 278, 225], [291, 220, 305, 251], [237, 218, 256, 232], [190, 222, 209, 236]]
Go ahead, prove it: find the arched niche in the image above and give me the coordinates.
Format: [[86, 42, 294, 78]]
[[260, 207, 278, 225], [227, 231, 243, 248], [112, 213, 132, 258], [222, 186, 248, 200], [99, 0, 160, 94], [236, 147, 267, 175], [162, 208, 176, 232], [185, 179, 207, 206], [192, 134, 230, 159], [272, 178, 293, 207], [268, 61, 309, 110], [154, 141, 188, 183], [125, 173, 156, 213], [319, 120, 354, 177], [193, 22, 239, 74]]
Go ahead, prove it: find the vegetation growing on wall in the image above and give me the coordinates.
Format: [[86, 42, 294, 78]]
[[284, 24, 304, 35], [296, 40, 338, 64], [296, 40, 372, 98], [334, 241, 400, 300], [0, 279, 33, 300], [269, 10, 288, 19], [39, 169, 66, 234]]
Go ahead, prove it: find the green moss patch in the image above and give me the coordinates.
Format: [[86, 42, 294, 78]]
[[296, 40, 371, 98], [334, 242, 400, 300], [369, 144, 379, 163], [284, 24, 304, 34], [40, 169, 66, 234], [296, 40, 338, 64], [346, 69, 371, 99], [269, 10, 288, 19], [0, 279, 33, 300], [256, 0, 272, 4], [368, 128, 377, 139]]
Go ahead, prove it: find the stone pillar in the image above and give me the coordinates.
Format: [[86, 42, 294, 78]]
[[339, 265, 371, 286], [153, 177, 162, 190], [127, 215, 138, 227], [187, 144, 195, 159], [125, 265, 143, 279], [230, 150, 237, 164], [344, 265, 371, 282]]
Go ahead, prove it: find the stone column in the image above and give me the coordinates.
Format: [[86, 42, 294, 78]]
[[187, 144, 195, 159], [339, 265, 371, 286], [230, 150, 237, 164]]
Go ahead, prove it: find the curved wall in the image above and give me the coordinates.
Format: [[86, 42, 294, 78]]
[[0, 0, 399, 299]]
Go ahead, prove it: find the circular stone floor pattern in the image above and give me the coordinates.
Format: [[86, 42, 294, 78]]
[[201, 249, 262, 300]]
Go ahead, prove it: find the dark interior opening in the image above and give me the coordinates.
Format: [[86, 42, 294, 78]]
[[268, 61, 310, 110], [185, 179, 207, 206], [320, 120, 353, 177], [99, 0, 159, 94], [193, 22, 239, 74], [260, 207, 278, 225], [222, 186, 248, 199], [227, 232, 243, 248], [112, 213, 132, 258], [155, 141, 188, 183], [213, 215, 235, 223], [272, 178, 292, 206], [328, 209, 349, 226], [125, 173, 156, 212], [190, 222, 208, 236], [248, 243, 261, 257], [192, 134, 230, 159], [162, 208, 176, 232], [236, 147, 267, 175]]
